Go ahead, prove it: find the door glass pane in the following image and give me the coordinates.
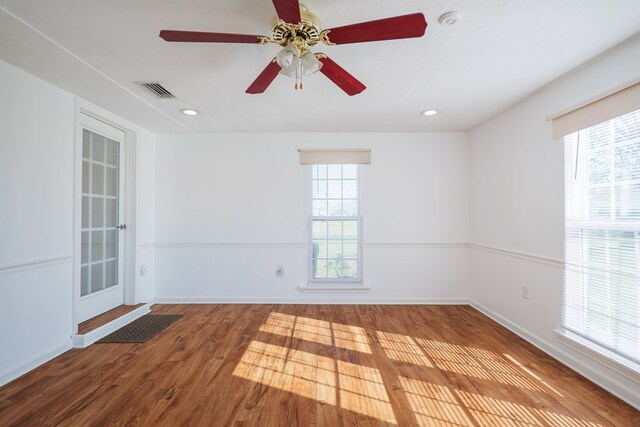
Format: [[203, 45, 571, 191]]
[[92, 163, 104, 194], [106, 140, 118, 167], [93, 134, 105, 163], [91, 262, 104, 293], [105, 261, 117, 287], [81, 266, 89, 296], [91, 231, 104, 262], [80, 129, 120, 297], [106, 167, 117, 196], [92, 197, 104, 228], [105, 199, 117, 227]]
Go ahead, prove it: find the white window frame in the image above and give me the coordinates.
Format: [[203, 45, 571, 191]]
[[561, 109, 640, 376], [307, 164, 363, 285]]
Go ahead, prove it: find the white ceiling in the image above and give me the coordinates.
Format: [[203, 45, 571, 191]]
[[0, 0, 639, 134]]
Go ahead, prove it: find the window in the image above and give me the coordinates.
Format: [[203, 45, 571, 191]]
[[309, 164, 361, 282], [563, 108, 640, 367]]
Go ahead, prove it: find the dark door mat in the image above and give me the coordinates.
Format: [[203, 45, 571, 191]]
[[97, 314, 182, 343]]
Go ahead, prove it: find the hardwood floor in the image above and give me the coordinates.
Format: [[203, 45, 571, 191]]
[[0, 305, 637, 426], [78, 304, 146, 334]]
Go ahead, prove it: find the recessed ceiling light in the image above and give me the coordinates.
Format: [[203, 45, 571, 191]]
[[421, 109, 438, 116], [439, 11, 460, 26], [180, 108, 199, 116]]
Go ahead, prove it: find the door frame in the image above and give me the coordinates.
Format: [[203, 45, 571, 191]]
[[72, 104, 137, 332]]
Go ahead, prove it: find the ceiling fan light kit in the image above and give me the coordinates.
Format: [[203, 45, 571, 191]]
[[159, 0, 427, 96]]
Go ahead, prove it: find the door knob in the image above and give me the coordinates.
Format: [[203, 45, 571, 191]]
[[116, 224, 127, 230]]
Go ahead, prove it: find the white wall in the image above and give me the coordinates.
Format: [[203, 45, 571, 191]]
[[154, 132, 470, 303], [0, 59, 75, 384], [469, 34, 640, 408], [0, 60, 156, 385]]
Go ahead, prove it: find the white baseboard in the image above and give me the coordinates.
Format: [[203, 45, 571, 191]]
[[470, 301, 640, 410], [72, 303, 151, 348], [0, 340, 72, 387], [154, 296, 470, 305]]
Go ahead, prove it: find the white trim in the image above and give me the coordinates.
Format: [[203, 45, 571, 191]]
[[154, 242, 307, 248], [298, 284, 370, 293], [72, 303, 151, 348], [153, 242, 470, 249], [154, 297, 470, 305], [0, 255, 72, 275], [0, 340, 72, 387], [364, 243, 469, 248], [470, 301, 640, 410], [555, 329, 640, 382], [470, 243, 564, 267]]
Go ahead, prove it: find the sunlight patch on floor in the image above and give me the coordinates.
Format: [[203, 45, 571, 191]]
[[415, 338, 545, 392], [456, 390, 602, 427], [258, 312, 372, 353], [376, 331, 433, 367], [399, 376, 474, 427], [233, 340, 396, 424]]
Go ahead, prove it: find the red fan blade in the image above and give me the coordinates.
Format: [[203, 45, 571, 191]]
[[160, 30, 264, 44], [272, 0, 301, 24], [246, 59, 282, 94], [317, 55, 366, 96], [323, 13, 427, 45]]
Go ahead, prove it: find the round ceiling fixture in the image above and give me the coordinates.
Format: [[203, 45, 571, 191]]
[[439, 11, 460, 26], [180, 109, 199, 116], [421, 109, 438, 116]]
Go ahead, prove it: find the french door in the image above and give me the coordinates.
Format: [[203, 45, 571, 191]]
[[76, 114, 125, 323]]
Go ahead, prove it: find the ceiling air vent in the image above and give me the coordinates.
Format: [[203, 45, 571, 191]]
[[136, 81, 176, 99]]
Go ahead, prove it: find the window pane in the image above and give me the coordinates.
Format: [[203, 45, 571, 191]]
[[343, 200, 358, 216], [312, 221, 327, 239], [343, 221, 358, 239], [92, 197, 104, 228], [343, 180, 357, 198], [328, 200, 342, 216], [82, 161, 90, 193], [327, 241, 342, 258], [328, 180, 342, 198], [92, 163, 104, 194], [343, 242, 358, 258], [314, 164, 327, 179], [314, 259, 328, 279], [328, 164, 342, 179], [328, 221, 342, 239], [106, 139, 118, 167], [91, 230, 104, 262], [343, 164, 357, 179], [106, 167, 117, 197], [92, 134, 105, 163], [312, 180, 327, 198], [342, 260, 358, 279], [312, 200, 328, 216], [313, 240, 327, 259]]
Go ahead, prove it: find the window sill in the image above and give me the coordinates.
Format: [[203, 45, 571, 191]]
[[298, 284, 370, 293], [555, 329, 640, 383]]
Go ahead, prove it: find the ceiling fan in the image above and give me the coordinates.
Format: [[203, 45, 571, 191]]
[[159, 0, 427, 96]]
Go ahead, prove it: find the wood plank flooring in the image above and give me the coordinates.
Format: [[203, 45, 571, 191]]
[[0, 305, 637, 426], [78, 303, 145, 334]]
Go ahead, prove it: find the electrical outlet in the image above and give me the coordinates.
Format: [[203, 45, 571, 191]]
[[276, 265, 284, 277], [521, 285, 528, 300], [140, 265, 147, 277]]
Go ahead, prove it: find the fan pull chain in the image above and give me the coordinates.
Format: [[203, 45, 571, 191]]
[[300, 61, 304, 90]]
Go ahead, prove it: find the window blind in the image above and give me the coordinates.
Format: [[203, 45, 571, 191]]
[[299, 149, 371, 165], [563, 108, 640, 365]]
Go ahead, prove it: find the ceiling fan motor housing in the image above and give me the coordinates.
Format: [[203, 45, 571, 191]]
[[270, 5, 323, 54]]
